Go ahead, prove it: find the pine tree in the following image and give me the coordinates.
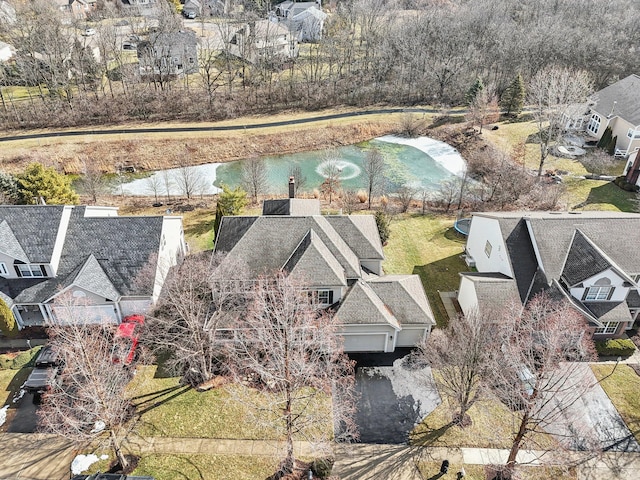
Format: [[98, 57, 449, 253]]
[[597, 126, 613, 149], [213, 184, 248, 239], [374, 210, 391, 245], [465, 78, 484, 106], [17, 163, 79, 205], [607, 135, 618, 156], [0, 298, 16, 336], [500, 73, 525, 116]]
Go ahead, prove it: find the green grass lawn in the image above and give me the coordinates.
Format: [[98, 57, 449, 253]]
[[563, 177, 637, 212], [383, 214, 468, 327], [132, 454, 278, 480], [591, 364, 640, 442], [128, 366, 331, 440]]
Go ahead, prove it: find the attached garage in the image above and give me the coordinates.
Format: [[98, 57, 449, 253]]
[[342, 333, 389, 353], [396, 328, 427, 347]]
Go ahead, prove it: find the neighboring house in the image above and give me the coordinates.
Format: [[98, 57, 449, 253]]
[[0, 205, 186, 329], [458, 211, 640, 338], [137, 30, 199, 78], [214, 179, 435, 353], [584, 74, 640, 157], [275, 1, 327, 42], [624, 150, 640, 187], [53, 0, 97, 18], [228, 19, 298, 62]]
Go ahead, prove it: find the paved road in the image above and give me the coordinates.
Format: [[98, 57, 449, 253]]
[[0, 108, 438, 143]]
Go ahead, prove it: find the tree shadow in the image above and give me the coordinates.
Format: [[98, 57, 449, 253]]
[[411, 421, 455, 447], [1, 367, 32, 406], [133, 385, 192, 415], [572, 181, 636, 212], [183, 210, 215, 238]]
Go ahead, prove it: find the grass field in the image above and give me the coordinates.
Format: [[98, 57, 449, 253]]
[[383, 214, 468, 327], [591, 364, 640, 442]]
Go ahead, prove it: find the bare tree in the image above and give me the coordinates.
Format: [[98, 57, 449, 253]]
[[486, 293, 596, 479], [145, 252, 250, 386], [240, 157, 268, 204], [145, 174, 163, 204], [174, 165, 205, 200], [397, 183, 418, 213], [416, 310, 493, 426], [466, 86, 500, 134], [37, 295, 138, 471], [528, 66, 593, 177], [362, 148, 386, 210], [339, 189, 359, 214], [224, 273, 357, 477], [78, 157, 109, 204], [161, 170, 174, 202], [319, 153, 342, 205]]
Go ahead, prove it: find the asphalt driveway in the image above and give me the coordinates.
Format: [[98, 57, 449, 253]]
[[541, 363, 640, 452], [351, 352, 441, 444]]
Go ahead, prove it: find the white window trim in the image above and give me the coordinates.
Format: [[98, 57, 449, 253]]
[[17, 264, 45, 278], [0, 262, 7, 275], [585, 285, 612, 301], [587, 114, 601, 135], [484, 240, 492, 258], [594, 321, 618, 335], [627, 128, 640, 140]]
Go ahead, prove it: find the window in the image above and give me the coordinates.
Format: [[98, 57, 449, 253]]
[[584, 286, 613, 301], [587, 114, 601, 135], [627, 129, 640, 140], [317, 290, 332, 305], [594, 321, 618, 335], [0, 263, 7, 275], [484, 240, 492, 258], [17, 265, 45, 278]]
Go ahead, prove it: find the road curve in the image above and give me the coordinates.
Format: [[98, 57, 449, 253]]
[[0, 108, 439, 143]]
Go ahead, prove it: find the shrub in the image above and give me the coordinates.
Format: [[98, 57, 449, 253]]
[[356, 190, 368, 203], [375, 210, 391, 245], [0, 355, 12, 370], [595, 338, 636, 358], [311, 457, 334, 479]]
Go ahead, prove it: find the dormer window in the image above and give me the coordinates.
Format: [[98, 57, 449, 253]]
[[584, 277, 613, 301]]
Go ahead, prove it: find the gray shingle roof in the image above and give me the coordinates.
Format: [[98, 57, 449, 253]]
[[0, 220, 29, 263], [562, 230, 611, 286], [215, 216, 361, 279], [502, 218, 541, 302], [583, 301, 633, 324], [460, 272, 521, 314], [368, 275, 435, 326], [627, 289, 640, 308], [590, 74, 640, 126], [283, 230, 347, 287], [325, 215, 384, 260], [0, 206, 66, 263], [334, 280, 400, 328]]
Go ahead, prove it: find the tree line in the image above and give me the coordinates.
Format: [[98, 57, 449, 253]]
[[0, 0, 638, 129]]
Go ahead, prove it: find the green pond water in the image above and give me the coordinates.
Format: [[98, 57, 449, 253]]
[[213, 139, 457, 195]]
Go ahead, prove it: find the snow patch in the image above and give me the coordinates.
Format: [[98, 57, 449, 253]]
[[71, 454, 102, 475], [365, 357, 441, 422], [376, 135, 467, 177], [12, 389, 25, 403], [90, 420, 106, 434], [119, 163, 223, 196], [0, 405, 8, 427]]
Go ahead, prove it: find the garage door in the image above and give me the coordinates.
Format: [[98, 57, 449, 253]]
[[342, 334, 387, 352], [396, 329, 426, 347]]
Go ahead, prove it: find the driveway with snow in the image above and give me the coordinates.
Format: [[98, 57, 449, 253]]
[[352, 353, 441, 444]]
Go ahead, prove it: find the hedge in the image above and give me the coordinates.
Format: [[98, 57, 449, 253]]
[[595, 338, 636, 358]]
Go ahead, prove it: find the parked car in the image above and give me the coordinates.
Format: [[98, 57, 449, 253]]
[[112, 315, 144, 365], [82, 28, 96, 36], [183, 10, 196, 18], [23, 345, 61, 404]]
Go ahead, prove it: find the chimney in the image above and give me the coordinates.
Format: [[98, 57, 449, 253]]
[[288, 176, 295, 199]]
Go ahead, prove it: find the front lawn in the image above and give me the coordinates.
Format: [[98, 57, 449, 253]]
[[133, 454, 278, 480], [383, 214, 468, 327], [591, 364, 640, 442], [128, 366, 331, 440]]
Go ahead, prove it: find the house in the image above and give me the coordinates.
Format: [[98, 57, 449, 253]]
[[0, 205, 186, 329], [624, 150, 640, 187], [0, 41, 13, 62], [53, 0, 97, 18], [213, 179, 435, 352], [137, 30, 199, 78], [182, 0, 201, 17], [458, 211, 640, 338], [585, 74, 640, 157], [274, 1, 327, 42], [228, 19, 298, 62]]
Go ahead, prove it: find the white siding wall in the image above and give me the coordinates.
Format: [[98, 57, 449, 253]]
[[119, 298, 153, 317], [50, 205, 74, 275], [466, 216, 512, 276], [154, 217, 186, 302], [458, 276, 479, 316], [569, 268, 629, 302], [361, 259, 382, 275], [396, 326, 428, 347], [0, 252, 17, 278]]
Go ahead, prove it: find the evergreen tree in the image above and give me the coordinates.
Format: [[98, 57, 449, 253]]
[[374, 210, 391, 245], [465, 78, 484, 106], [17, 163, 79, 205], [0, 171, 19, 204], [597, 126, 613, 149], [607, 135, 618, 156], [0, 298, 17, 336], [500, 73, 526, 116], [213, 184, 248, 239]]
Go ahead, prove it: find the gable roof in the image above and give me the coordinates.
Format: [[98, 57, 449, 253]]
[[367, 275, 434, 325], [325, 215, 384, 260], [0, 220, 29, 263], [334, 280, 400, 329], [460, 272, 521, 314], [0, 206, 66, 263], [263, 198, 321, 216], [562, 230, 612, 286], [215, 216, 362, 279], [590, 74, 640, 127], [283, 230, 347, 287]]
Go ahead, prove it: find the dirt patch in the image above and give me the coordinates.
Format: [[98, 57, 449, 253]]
[[1, 121, 397, 175]]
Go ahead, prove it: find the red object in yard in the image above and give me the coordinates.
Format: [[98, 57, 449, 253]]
[[113, 315, 144, 365]]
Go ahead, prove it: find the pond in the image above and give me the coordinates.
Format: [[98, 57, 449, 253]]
[[118, 135, 466, 197]]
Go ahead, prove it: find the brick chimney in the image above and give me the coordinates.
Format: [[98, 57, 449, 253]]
[[288, 176, 295, 198]]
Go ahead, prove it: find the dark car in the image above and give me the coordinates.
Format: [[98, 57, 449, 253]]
[[23, 346, 61, 403]]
